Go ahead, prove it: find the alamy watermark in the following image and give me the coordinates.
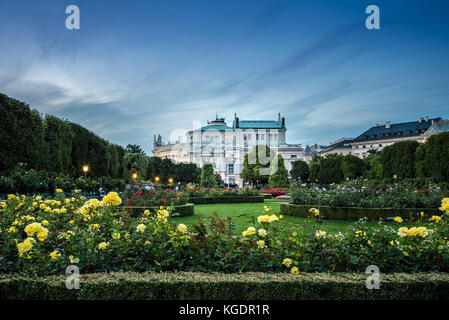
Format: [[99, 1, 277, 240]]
[[365, 265, 380, 289], [365, 5, 380, 30], [66, 5, 80, 30], [66, 265, 80, 290]]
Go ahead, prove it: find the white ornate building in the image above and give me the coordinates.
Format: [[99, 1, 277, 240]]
[[153, 114, 320, 186]]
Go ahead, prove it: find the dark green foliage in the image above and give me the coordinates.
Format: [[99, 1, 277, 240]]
[[2, 272, 449, 300], [341, 155, 365, 179], [0, 93, 201, 192], [416, 132, 449, 182], [123, 153, 149, 180], [281, 203, 440, 221], [0, 93, 44, 172], [126, 144, 146, 154], [268, 155, 288, 187], [381, 141, 419, 180], [363, 154, 383, 180], [310, 155, 344, 184], [240, 145, 274, 186], [200, 163, 217, 187], [290, 160, 309, 182]]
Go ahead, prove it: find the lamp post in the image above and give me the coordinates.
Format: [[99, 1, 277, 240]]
[[168, 178, 173, 184], [132, 172, 138, 180], [155, 176, 160, 185], [82, 165, 89, 197]]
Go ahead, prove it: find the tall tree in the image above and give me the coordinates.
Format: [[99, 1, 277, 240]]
[[200, 163, 217, 187], [126, 144, 145, 155], [268, 155, 289, 187], [290, 160, 309, 182]]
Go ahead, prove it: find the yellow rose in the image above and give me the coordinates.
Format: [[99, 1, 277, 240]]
[[282, 258, 292, 268], [258, 229, 267, 237], [290, 267, 299, 275], [177, 224, 187, 233], [98, 242, 109, 250], [136, 224, 146, 233], [393, 217, 403, 223], [50, 250, 61, 259], [102, 192, 122, 206]]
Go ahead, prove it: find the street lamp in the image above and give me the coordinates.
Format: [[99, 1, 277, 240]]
[[155, 176, 160, 184], [168, 178, 174, 184], [82, 165, 89, 197], [132, 172, 138, 180]]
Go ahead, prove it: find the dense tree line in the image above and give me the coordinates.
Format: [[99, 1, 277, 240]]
[[293, 133, 449, 185], [0, 93, 201, 193]]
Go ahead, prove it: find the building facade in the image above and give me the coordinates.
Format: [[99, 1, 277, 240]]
[[153, 114, 319, 186], [319, 117, 446, 159]]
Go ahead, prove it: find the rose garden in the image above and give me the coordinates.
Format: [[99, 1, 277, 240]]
[[2, 94, 449, 299]]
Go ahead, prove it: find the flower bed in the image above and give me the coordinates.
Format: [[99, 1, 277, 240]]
[[289, 180, 447, 209], [123, 183, 188, 207], [2, 271, 449, 300], [188, 196, 264, 205], [2, 192, 449, 275], [183, 187, 259, 198], [259, 188, 288, 198], [281, 203, 441, 221]]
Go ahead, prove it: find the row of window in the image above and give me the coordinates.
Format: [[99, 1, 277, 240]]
[[362, 128, 427, 140]]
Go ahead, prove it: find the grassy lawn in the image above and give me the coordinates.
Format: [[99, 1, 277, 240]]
[[171, 200, 413, 235]]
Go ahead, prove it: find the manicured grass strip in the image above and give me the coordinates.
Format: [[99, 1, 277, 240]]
[[1, 272, 449, 300], [171, 202, 423, 235]]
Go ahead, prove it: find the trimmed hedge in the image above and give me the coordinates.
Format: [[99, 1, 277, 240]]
[[259, 193, 274, 199], [188, 196, 264, 205], [281, 203, 441, 221], [1, 272, 449, 300], [123, 203, 194, 217]]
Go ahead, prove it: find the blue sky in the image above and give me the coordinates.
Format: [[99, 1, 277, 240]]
[[0, 0, 448, 154]]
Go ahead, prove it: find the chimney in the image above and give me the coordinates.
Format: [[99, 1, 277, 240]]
[[425, 116, 429, 121], [419, 117, 423, 123], [281, 117, 285, 128], [235, 117, 239, 128], [386, 121, 390, 129], [278, 113, 281, 121]]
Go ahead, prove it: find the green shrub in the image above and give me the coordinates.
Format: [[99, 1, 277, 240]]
[[290, 160, 309, 182], [416, 132, 449, 182], [289, 180, 446, 209], [2, 272, 449, 300], [381, 141, 419, 180]]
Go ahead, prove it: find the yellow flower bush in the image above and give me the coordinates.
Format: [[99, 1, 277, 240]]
[[440, 198, 449, 213], [102, 192, 122, 206], [2, 194, 449, 276], [429, 216, 442, 223]]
